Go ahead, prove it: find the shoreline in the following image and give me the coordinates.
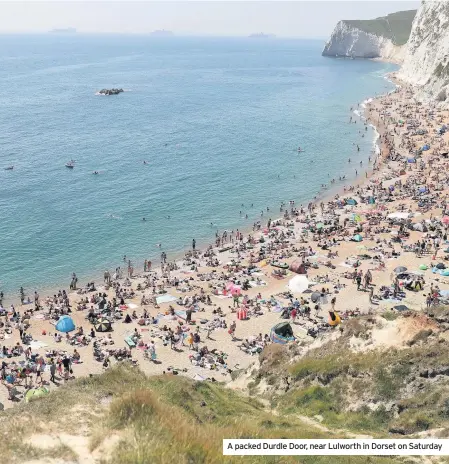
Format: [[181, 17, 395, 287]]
[[1, 87, 388, 307]]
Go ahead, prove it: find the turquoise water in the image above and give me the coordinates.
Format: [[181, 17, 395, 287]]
[[0, 35, 396, 298]]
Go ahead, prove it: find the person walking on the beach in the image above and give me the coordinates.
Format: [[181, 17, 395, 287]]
[[192, 238, 196, 251], [50, 359, 56, 383], [229, 321, 236, 341], [19, 287, 24, 304], [356, 273, 362, 291]]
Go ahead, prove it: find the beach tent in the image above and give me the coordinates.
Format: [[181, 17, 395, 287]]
[[311, 292, 321, 303], [270, 322, 295, 344], [422, 144, 431, 151], [413, 223, 424, 232], [95, 318, 112, 332], [55, 315, 75, 333], [419, 264, 428, 271], [407, 158, 416, 163], [289, 260, 307, 274], [394, 266, 408, 274], [288, 275, 310, 294], [352, 234, 363, 242], [25, 387, 49, 403], [345, 198, 357, 206]]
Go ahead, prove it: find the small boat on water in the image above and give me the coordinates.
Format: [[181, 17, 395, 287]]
[[4, 166, 13, 170], [65, 160, 75, 168]]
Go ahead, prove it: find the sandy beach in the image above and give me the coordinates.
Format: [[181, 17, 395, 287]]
[[2, 73, 449, 410]]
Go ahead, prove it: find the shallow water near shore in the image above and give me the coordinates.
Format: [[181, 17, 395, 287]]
[[0, 35, 396, 299]]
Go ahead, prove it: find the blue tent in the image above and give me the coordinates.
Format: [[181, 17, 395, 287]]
[[407, 158, 416, 163], [422, 144, 430, 151], [346, 198, 357, 206], [55, 315, 75, 333]]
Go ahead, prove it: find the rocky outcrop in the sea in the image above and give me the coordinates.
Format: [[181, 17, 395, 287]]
[[399, 1, 449, 105], [322, 10, 416, 63], [98, 88, 124, 95]]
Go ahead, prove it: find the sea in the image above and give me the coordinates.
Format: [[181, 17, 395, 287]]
[[0, 35, 397, 300]]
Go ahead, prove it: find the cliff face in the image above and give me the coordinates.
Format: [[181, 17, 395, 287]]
[[322, 10, 416, 63], [399, 1, 449, 104]]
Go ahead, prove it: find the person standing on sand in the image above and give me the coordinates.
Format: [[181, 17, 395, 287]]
[[148, 340, 157, 362], [229, 321, 236, 341], [192, 238, 196, 251], [49, 359, 56, 383]]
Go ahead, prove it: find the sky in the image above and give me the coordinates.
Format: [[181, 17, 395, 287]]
[[0, 1, 420, 37]]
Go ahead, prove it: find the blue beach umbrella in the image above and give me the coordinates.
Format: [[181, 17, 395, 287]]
[[55, 315, 75, 333]]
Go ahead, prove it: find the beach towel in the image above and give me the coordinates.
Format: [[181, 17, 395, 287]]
[[125, 336, 136, 348], [156, 294, 178, 304]]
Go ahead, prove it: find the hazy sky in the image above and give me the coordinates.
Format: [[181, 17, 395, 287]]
[[0, 1, 420, 37]]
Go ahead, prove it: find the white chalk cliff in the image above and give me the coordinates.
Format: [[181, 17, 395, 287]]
[[322, 21, 406, 62], [322, 10, 416, 63], [399, 1, 449, 104]]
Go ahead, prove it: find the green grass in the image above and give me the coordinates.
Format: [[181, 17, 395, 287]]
[[344, 9, 417, 46], [0, 364, 401, 464]]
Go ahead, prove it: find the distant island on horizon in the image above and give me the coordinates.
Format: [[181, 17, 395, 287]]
[[150, 30, 174, 37], [248, 33, 276, 39], [49, 27, 77, 34]]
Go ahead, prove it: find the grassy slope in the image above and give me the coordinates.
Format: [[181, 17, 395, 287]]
[[0, 364, 399, 464], [257, 316, 449, 437], [344, 10, 417, 46]]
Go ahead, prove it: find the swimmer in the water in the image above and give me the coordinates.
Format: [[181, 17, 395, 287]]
[[143, 218, 146, 221]]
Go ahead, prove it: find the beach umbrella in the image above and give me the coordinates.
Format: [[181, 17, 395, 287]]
[[442, 216, 449, 225], [55, 315, 75, 333], [394, 266, 408, 274], [413, 223, 424, 231], [419, 264, 428, 271], [231, 287, 241, 297], [407, 158, 416, 163], [352, 234, 363, 242], [346, 198, 357, 206], [25, 387, 49, 403], [288, 275, 310, 294], [95, 318, 112, 332], [311, 292, 321, 303], [316, 222, 324, 229], [436, 263, 446, 270]]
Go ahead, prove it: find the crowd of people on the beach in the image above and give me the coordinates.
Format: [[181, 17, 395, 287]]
[[2, 75, 449, 407]]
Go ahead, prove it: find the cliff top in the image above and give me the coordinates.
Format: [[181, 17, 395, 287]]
[[343, 9, 417, 46]]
